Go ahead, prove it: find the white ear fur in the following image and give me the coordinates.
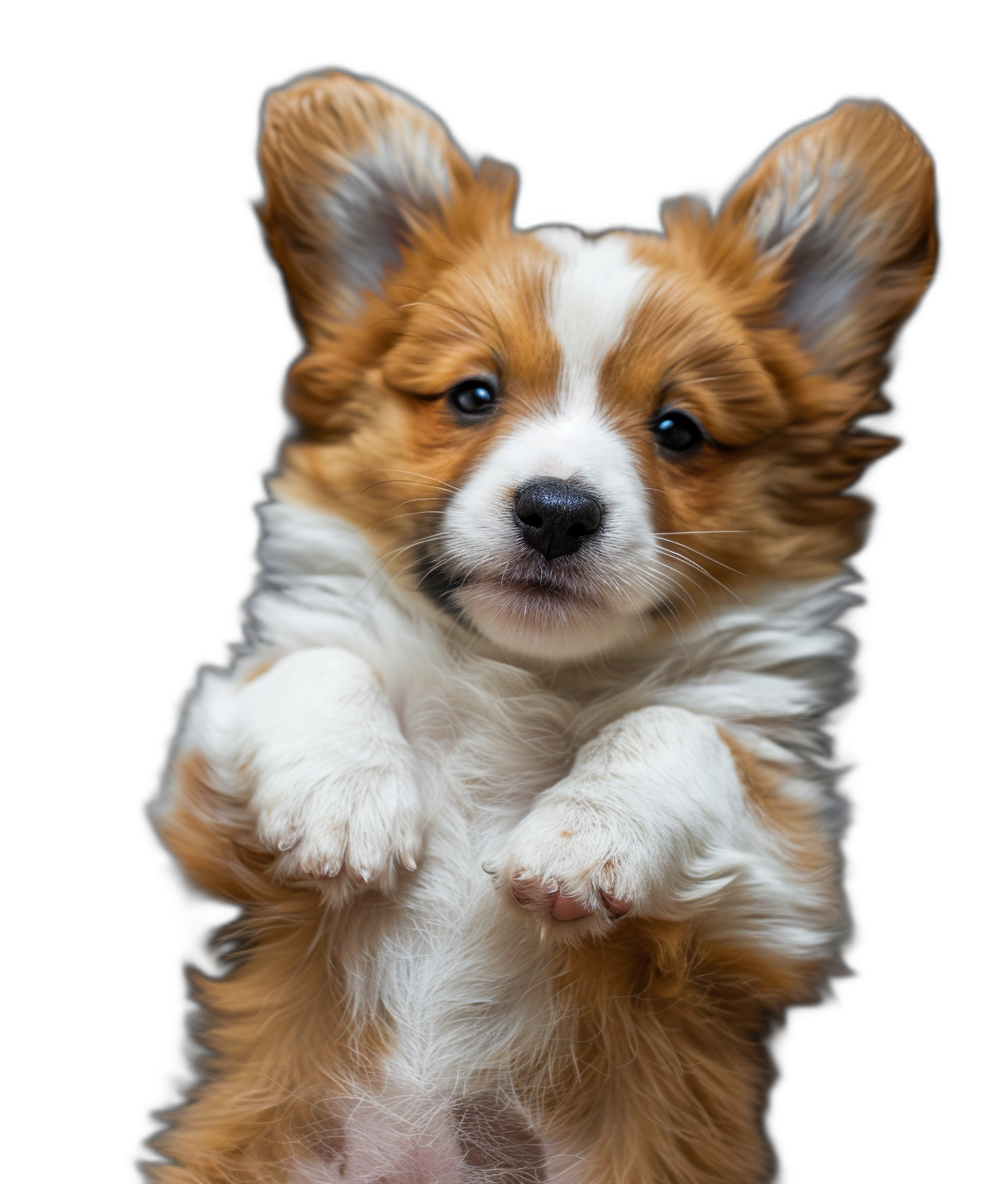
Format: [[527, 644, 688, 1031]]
[[258, 71, 470, 328], [719, 101, 937, 383]]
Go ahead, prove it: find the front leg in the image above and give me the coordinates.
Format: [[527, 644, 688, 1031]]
[[161, 647, 422, 901], [489, 706, 839, 956]]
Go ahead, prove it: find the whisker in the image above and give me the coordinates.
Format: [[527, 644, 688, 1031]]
[[371, 531, 454, 571], [385, 497, 449, 510], [359, 468, 461, 493], [678, 371, 766, 383], [394, 296, 499, 342], [354, 481, 447, 499], [658, 539, 746, 577], [639, 560, 712, 624], [583, 561, 699, 645], [622, 574, 694, 663], [653, 551, 748, 608]]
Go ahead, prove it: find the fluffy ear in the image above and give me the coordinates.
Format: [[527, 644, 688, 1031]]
[[257, 71, 478, 336], [715, 101, 937, 404]]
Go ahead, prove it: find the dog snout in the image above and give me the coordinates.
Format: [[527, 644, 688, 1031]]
[[513, 478, 604, 560]]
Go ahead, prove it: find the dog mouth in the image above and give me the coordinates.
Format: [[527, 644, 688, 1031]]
[[414, 546, 607, 619], [495, 553, 606, 605], [410, 533, 666, 660], [490, 574, 608, 617]]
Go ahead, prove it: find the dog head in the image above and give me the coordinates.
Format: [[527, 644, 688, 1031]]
[[258, 72, 936, 662]]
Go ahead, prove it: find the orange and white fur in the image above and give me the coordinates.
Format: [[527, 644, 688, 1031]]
[[150, 72, 936, 1184]]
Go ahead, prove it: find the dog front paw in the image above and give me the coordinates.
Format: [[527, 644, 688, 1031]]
[[252, 744, 423, 898], [486, 793, 647, 938]]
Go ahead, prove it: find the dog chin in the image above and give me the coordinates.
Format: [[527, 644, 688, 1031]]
[[455, 579, 647, 663]]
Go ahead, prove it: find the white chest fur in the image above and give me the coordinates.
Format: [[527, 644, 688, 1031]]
[[163, 498, 859, 1182]]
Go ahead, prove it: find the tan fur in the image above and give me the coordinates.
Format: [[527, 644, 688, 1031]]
[[718, 730, 837, 879], [526, 743, 841, 1183], [159, 754, 270, 902], [264, 91, 934, 617], [155, 761, 828, 1184], [272, 227, 562, 580], [152, 759, 392, 1184], [534, 925, 825, 1184], [153, 72, 936, 1182]]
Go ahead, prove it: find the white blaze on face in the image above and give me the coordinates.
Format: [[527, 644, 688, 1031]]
[[441, 228, 666, 661], [539, 226, 649, 409]]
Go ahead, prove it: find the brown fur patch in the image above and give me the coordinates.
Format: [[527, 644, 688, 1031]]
[[154, 76, 936, 1183], [599, 216, 909, 614], [529, 923, 831, 1184], [505, 733, 845, 1182], [157, 754, 271, 902], [718, 729, 838, 880], [259, 89, 933, 627], [272, 226, 563, 581], [150, 756, 392, 1183], [148, 945, 390, 1184]]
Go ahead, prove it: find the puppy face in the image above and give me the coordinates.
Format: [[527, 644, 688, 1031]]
[[259, 73, 936, 661]]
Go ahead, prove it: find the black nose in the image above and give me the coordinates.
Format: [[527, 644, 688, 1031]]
[[513, 478, 604, 560]]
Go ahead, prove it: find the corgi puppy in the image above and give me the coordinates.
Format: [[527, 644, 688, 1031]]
[[149, 71, 936, 1184]]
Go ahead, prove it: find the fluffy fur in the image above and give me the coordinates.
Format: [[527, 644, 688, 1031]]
[[149, 71, 936, 1183]]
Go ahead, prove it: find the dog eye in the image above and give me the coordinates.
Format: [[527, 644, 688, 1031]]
[[449, 379, 497, 417], [652, 409, 704, 456]]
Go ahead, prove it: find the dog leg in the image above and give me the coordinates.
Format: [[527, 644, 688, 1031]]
[[490, 705, 840, 957], [158, 646, 423, 902]]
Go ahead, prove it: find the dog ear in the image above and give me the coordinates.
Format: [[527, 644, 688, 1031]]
[[258, 71, 479, 338], [713, 101, 937, 405]]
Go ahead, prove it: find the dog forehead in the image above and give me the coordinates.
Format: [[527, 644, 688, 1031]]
[[535, 227, 650, 405], [440, 228, 656, 496]]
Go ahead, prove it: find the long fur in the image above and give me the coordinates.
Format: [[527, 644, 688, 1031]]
[[148, 71, 936, 1184]]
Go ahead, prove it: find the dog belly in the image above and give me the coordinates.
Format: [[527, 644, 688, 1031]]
[[287, 1089, 552, 1184], [289, 797, 569, 1184]]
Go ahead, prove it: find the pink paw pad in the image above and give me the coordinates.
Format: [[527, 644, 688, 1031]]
[[509, 878, 631, 922]]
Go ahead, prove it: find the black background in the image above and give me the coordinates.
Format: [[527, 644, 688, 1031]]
[[98, 25, 976, 1184]]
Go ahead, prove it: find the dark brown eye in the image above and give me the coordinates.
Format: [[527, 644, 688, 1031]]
[[449, 379, 497, 418], [652, 409, 704, 456]]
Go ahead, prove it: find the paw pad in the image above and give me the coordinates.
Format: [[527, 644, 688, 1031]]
[[506, 874, 630, 922]]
